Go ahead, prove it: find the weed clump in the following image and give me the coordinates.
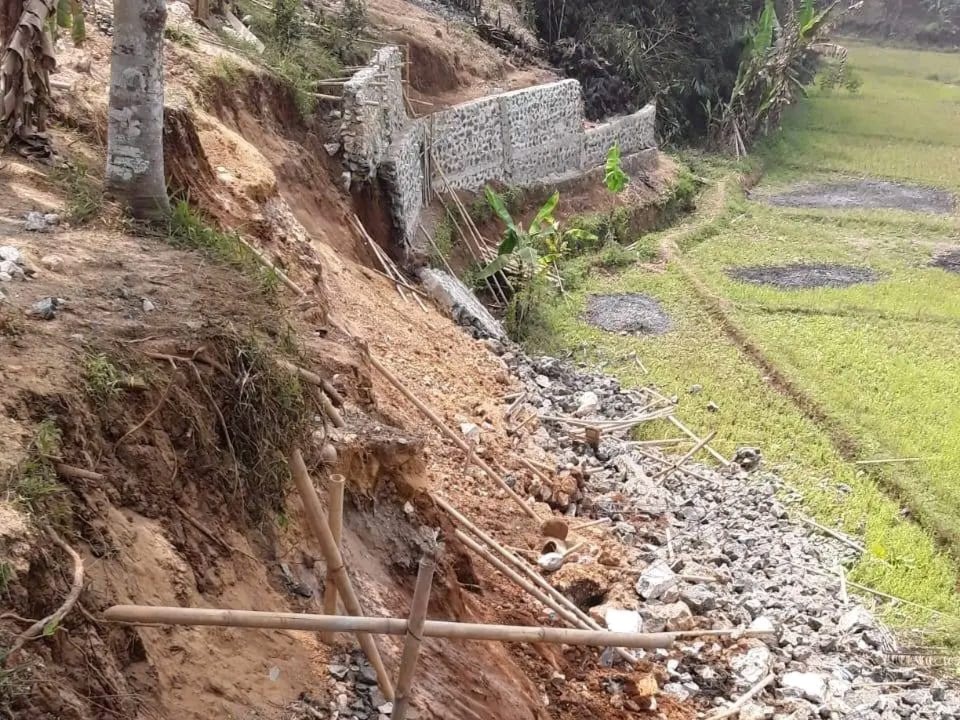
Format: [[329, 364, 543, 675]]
[[215, 339, 312, 518], [82, 353, 124, 404], [51, 160, 103, 225], [2, 420, 69, 528], [167, 201, 279, 296]]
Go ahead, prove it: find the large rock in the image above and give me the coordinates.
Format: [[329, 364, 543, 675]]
[[418, 267, 504, 339], [635, 561, 678, 600], [638, 601, 693, 633], [781, 671, 829, 704], [730, 643, 772, 687]]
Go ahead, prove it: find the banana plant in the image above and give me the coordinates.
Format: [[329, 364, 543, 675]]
[[479, 187, 595, 286]]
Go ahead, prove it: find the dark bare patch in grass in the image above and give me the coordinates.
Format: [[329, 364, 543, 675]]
[[584, 293, 671, 335], [728, 263, 879, 290], [930, 249, 960, 273], [763, 179, 955, 214]]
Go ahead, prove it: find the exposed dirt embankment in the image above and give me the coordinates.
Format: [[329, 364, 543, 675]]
[[0, 23, 639, 720]]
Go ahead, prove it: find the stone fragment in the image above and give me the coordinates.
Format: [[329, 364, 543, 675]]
[[730, 644, 772, 686], [575, 390, 600, 416], [635, 561, 677, 600], [639, 602, 693, 633], [40, 254, 64, 272], [0, 246, 21, 263], [781, 671, 829, 704], [604, 607, 641, 634], [680, 583, 716, 613]]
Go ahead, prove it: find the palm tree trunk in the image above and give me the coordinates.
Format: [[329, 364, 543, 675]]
[[106, 0, 169, 221]]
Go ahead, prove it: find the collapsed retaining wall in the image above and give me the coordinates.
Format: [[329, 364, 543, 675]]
[[341, 47, 656, 252]]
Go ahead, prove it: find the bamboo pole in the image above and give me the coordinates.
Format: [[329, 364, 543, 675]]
[[276, 362, 345, 408], [706, 672, 775, 720], [392, 557, 435, 720], [650, 430, 717, 481], [102, 606, 711, 648], [432, 495, 639, 665], [320, 474, 346, 644], [366, 355, 538, 520], [667, 415, 728, 465], [289, 450, 395, 700], [236, 237, 307, 299], [454, 530, 583, 628]]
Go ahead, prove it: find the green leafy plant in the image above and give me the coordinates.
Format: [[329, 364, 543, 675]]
[[604, 144, 629, 193], [479, 188, 596, 286], [83, 353, 124, 403]]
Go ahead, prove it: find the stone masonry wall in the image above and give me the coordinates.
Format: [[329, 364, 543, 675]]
[[340, 46, 657, 250], [341, 46, 406, 180]]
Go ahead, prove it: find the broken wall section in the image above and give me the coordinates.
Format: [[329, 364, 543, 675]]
[[340, 47, 657, 252]]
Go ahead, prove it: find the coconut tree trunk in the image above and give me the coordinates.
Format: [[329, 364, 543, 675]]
[[106, 0, 170, 221]]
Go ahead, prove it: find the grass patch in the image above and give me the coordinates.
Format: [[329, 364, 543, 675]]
[[167, 200, 280, 296], [82, 353, 124, 404], [3, 420, 69, 528], [165, 23, 198, 48], [50, 159, 103, 225]]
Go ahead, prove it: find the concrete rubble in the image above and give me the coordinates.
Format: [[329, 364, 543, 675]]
[[482, 343, 959, 719]]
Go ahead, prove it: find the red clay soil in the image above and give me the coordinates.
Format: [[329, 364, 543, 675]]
[[1, 20, 697, 720]]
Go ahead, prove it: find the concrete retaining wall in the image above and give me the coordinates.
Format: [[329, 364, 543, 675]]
[[340, 46, 657, 249]]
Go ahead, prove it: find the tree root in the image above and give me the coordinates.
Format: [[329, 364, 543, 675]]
[[3, 529, 84, 668]]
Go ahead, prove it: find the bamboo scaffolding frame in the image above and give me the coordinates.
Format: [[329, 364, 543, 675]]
[[320, 474, 346, 644], [392, 557, 435, 720], [289, 450, 395, 699], [101, 605, 765, 648], [455, 530, 584, 628], [431, 495, 638, 665], [367, 355, 538, 520]]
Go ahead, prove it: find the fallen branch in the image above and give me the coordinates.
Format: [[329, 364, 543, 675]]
[[4, 530, 83, 668], [706, 672, 775, 720]]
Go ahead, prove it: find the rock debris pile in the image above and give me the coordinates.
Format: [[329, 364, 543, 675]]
[[487, 344, 958, 719], [288, 650, 402, 720]]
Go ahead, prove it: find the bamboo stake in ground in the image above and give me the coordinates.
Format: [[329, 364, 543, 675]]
[[321, 474, 346, 644], [366, 355, 537, 520], [392, 557, 435, 720], [289, 450, 395, 700]]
